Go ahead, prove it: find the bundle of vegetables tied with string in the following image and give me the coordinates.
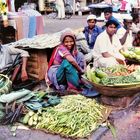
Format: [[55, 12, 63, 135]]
[[85, 64, 140, 86]]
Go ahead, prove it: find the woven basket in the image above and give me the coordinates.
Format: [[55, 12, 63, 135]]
[[91, 82, 140, 97], [0, 74, 11, 94], [81, 77, 140, 97], [126, 58, 140, 65]]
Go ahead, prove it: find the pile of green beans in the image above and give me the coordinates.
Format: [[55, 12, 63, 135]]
[[100, 75, 138, 85], [35, 95, 107, 138]]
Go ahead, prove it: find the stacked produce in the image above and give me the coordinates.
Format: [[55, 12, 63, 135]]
[[121, 47, 140, 62], [86, 64, 140, 86], [11, 28, 72, 49], [22, 95, 110, 138], [0, 74, 12, 94]]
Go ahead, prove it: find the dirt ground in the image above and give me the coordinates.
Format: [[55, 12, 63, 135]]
[[1, 91, 140, 140]]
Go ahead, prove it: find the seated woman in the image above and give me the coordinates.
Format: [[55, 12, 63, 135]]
[[46, 31, 85, 91], [0, 20, 17, 44]]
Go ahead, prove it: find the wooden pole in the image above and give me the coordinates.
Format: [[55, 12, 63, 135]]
[[137, 0, 140, 7]]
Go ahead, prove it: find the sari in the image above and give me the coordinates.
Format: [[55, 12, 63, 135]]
[[47, 44, 85, 90]]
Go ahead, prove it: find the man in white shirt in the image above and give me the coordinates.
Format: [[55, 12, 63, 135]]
[[117, 15, 133, 49], [93, 20, 125, 68]]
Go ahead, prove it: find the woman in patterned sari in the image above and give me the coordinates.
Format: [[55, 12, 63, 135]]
[[46, 31, 85, 91]]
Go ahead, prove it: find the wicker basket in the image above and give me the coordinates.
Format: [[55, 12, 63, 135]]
[[82, 77, 140, 97], [126, 58, 140, 65], [92, 82, 140, 97]]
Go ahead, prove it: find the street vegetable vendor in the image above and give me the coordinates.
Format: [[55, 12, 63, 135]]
[[0, 18, 29, 81], [93, 20, 126, 68], [0, 39, 29, 81], [46, 31, 85, 91]]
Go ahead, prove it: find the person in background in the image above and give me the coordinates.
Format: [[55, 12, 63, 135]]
[[79, 15, 102, 63], [46, 31, 85, 92], [75, 0, 81, 12], [132, 14, 140, 34], [0, 20, 17, 44], [0, 19, 29, 81], [93, 20, 125, 68], [0, 36, 29, 81], [103, 7, 121, 30], [83, 15, 103, 50], [120, 0, 127, 12], [133, 31, 140, 47], [125, 0, 132, 14], [117, 15, 133, 49], [14, 0, 27, 11], [56, 0, 65, 19]]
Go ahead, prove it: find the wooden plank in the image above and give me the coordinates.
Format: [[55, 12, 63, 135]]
[[27, 61, 38, 69], [28, 73, 39, 79], [27, 49, 49, 81]]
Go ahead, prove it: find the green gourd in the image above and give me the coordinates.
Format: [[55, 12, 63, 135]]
[[95, 69, 108, 79]]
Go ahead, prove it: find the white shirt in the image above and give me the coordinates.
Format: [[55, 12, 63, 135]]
[[93, 30, 124, 61], [132, 23, 140, 34], [117, 27, 133, 48], [0, 45, 29, 71]]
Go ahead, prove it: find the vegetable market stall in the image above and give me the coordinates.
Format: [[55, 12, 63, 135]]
[[9, 28, 72, 81], [0, 87, 112, 139], [2, 28, 140, 139], [84, 64, 140, 108]]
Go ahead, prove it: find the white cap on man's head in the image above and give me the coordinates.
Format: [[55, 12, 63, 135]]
[[123, 14, 132, 20], [87, 15, 97, 21]]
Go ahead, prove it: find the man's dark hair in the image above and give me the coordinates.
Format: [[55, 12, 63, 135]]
[[105, 20, 119, 28], [104, 7, 113, 14], [133, 14, 139, 22]]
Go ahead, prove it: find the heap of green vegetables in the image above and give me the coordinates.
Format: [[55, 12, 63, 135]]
[[23, 95, 109, 138], [86, 65, 140, 86], [121, 47, 140, 61], [100, 75, 138, 86]]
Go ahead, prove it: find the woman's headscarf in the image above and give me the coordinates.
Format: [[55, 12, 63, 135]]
[[60, 31, 78, 56], [60, 31, 76, 43]]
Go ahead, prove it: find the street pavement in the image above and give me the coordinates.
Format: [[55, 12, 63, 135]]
[[43, 15, 87, 34]]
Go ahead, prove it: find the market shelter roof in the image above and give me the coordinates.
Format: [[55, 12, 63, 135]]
[[9, 28, 73, 49]]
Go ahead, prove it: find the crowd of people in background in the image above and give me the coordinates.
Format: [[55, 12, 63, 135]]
[[45, 6, 140, 92]]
